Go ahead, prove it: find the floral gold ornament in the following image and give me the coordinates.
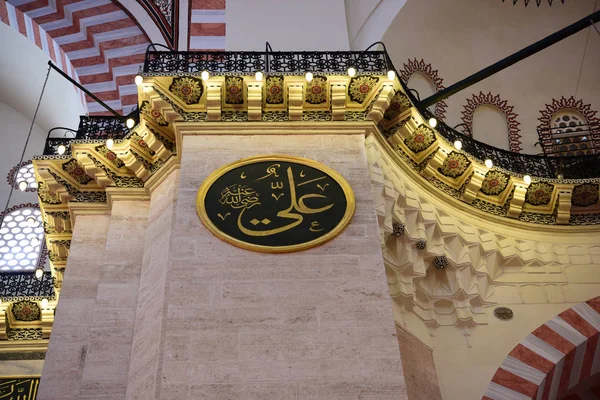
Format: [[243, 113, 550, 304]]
[[525, 182, 554, 206], [384, 91, 411, 121], [169, 76, 203, 105], [225, 76, 244, 104], [265, 76, 284, 104], [348, 76, 379, 103], [95, 144, 125, 168], [11, 300, 41, 322], [196, 155, 355, 253], [480, 171, 510, 196], [62, 159, 93, 185], [38, 182, 61, 204], [403, 125, 436, 153], [438, 151, 471, 178], [140, 101, 168, 126], [572, 183, 599, 207], [305, 76, 327, 104]]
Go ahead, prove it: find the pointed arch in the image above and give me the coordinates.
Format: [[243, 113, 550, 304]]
[[482, 297, 600, 399], [461, 92, 522, 153], [399, 58, 447, 121]]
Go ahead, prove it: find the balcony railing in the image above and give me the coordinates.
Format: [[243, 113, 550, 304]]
[[40, 46, 600, 180], [143, 48, 390, 75], [0, 271, 56, 301], [43, 110, 137, 155]]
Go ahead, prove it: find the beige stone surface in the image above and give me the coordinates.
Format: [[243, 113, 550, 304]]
[[395, 325, 442, 400], [156, 134, 407, 399]]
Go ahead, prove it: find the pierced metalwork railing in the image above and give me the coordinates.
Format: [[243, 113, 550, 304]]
[[43, 110, 138, 155], [143, 50, 389, 74], [0, 272, 56, 301]]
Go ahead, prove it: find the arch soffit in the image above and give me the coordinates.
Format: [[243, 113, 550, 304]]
[[483, 297, 600, 400]]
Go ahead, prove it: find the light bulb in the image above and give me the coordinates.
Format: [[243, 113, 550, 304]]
[[41, 299, 48, 308], [18, 181, 27, 191], [454, 140, 462, 150], [201, 70, 209, 80], [347, 67, 356, 77], [428, 117, 437, 128], [57, 144, 66, 155], [523, 175, 531, 185], [126, 118, 135, 129], [26, 216, 37, 227], [106, 138, 114, 149], [31, 236, 40, 246], [557, 172, 564, 180], [135, 75, 143, 85], [35, 269, 43, 279], [387, 70, 396, 80], [484, 159, 493, 169], [305, 72, 313, 82], [255, 71, 263, 81]]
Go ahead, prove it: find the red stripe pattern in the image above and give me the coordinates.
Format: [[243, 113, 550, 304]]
[[0, 0, 86, 108], [483, 297, 600, 400], [5, 0, 151, 115], [188, 0, 225, 50]]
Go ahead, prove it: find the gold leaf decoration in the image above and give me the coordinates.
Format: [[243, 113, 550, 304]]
[[11, 301, 41, 321], [95, 144, 125, 168], [265, 76, 284, 104], [305, 76, 327, 104], [525, 182, 554, 206], [62, 159, 93, 185], [480, 171, 510, 196], [38, 182, 61, 204], [572, 183, 599, 207], [169, 76, 203, 105], [438, 151, 471, 178], [384, 92, 411, 121], [348, 76, 379, 103], [140, 101, 168, 126], [225, 76, 244, 104], [403, 125, 436, 153]]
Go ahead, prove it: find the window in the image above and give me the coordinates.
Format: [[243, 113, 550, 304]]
[[0, 205, 44, 271]]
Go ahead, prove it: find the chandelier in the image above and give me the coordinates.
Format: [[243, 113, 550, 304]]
[[503, 0, 566, 5]]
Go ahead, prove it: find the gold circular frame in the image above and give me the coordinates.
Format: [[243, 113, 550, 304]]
[[196, 154, 355, 253]]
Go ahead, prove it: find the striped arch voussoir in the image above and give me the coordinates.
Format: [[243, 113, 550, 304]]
[[483, 297, 600, 400], [461, 91, 522, 153], [399, 58, 447, 121]]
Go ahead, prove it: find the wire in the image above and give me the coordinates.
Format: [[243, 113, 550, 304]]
[[0, 65, 51, 226], [575, 0, 598, 99]]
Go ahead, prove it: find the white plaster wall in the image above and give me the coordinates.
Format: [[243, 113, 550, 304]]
[[0, 101, 48, 211], [226, 0, 350, 51], [345, 0, 407, 50], [383, 0, 600, 153]]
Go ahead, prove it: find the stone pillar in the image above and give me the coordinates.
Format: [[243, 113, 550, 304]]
[[38, 214, 110, 399], [157, 134, 407, 399], [38, 200, 150, 400]]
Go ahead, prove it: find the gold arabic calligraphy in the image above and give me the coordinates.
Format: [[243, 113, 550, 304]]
[[220, 164, 334, 237]]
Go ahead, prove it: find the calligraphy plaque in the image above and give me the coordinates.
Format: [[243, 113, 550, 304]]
[[196, 155, 355, 252]]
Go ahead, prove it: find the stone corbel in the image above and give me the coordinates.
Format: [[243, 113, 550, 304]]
[[140, 130, 171, 161], [0, 308, 6, 340], [330, 84, 346, 121], [421, 148, 446, 180], [288, 84, 303, 121], [118, 150, 150, 181], [38, 168, 72, 204], [461, 169, 486, 203], [506, 183, 528, 219], [246, 82, 263, 121], [367, 84, 394, 124], [206, 83, 222, 121], [555, 188, 573, 225], [41, 307, 54, 339], [75, 153, 112, 188]]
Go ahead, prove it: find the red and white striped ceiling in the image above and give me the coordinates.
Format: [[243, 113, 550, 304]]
[[1, 0, 226, 115]]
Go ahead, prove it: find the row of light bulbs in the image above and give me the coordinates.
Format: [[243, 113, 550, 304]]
[[425, 117, 532, 184]]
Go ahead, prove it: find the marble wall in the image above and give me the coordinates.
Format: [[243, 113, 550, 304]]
[[159, 133, 407, 399]]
